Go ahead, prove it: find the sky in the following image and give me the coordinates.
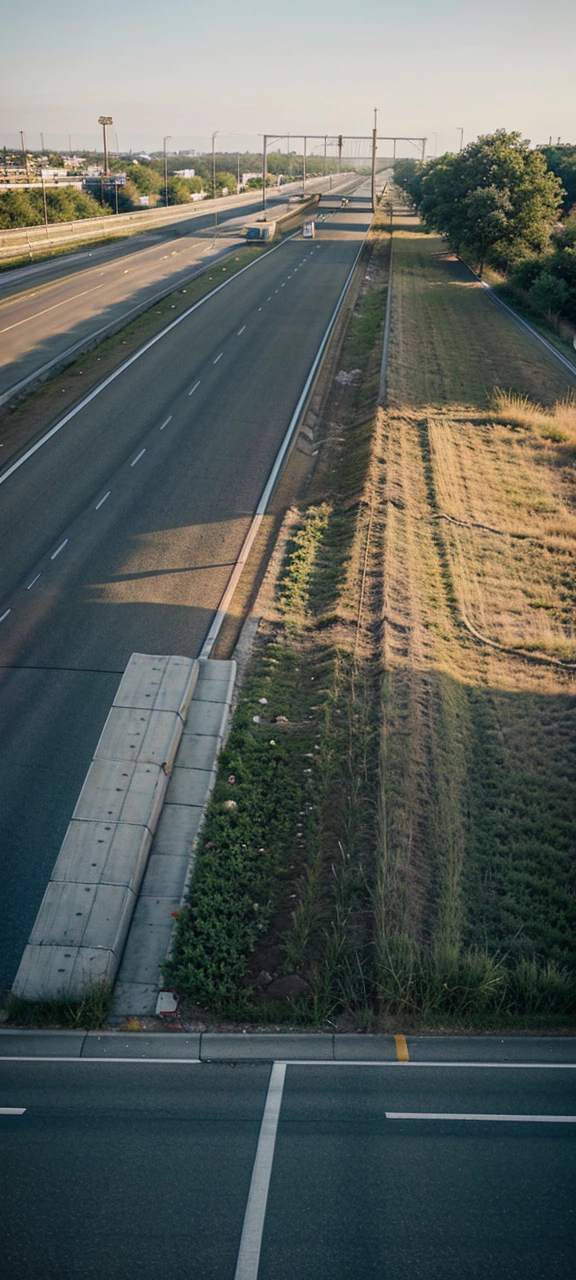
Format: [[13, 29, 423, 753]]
[[2, 0, 575, 156]]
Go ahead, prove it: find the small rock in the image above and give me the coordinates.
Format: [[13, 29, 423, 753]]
[[254, 970, 272, 989], [263, 974, 312, 1002], [253, 715, 261, 723], [258, 697, 268, 704], [275, 715, 289, 724], [223, 799, 237, 810]]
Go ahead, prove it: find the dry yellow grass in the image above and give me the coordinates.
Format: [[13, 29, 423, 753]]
[[375, 226, 576, 982]]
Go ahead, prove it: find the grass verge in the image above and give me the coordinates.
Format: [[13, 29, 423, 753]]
[[167, 202, 576, 1031]]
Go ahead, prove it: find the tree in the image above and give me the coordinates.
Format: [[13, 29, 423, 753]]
[[539, 146, 576, 215], [529, 272, 569, 319], [416, 131, 563, 274], [125, 164, 162, 196], [215, 170, 237, 195], [166, 177, 191, 205], [0, 190, 42, 228]]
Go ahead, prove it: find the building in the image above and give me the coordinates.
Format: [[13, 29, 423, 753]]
[[174, 168, 195, 179]]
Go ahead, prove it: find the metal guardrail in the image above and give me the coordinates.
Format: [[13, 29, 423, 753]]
[[0, 174, 357, 261]]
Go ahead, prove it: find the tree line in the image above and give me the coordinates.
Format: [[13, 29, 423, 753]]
[[395, 132, 576, 330]]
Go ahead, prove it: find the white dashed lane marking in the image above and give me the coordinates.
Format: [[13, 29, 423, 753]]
[[50, 539, 68, 560], [95, 491, 110, 510], [130, 449, 146, 467]]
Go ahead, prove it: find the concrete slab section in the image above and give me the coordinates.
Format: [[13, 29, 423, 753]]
[[51, 820, 152, 889], [152, 803, 204, 855], [113, 894, 180, 984], [166, 766, 217, 807], [200, 1034, 335, 1061], [82, 1032, 201, 1058], [182, 700, 229, 737], [94, 707, 182, 769], [29, 881, 136, 954], [192, 679, 234, 703], [12, 943, 115, 1000], [0, 1031, 87, 1057], [140, 853, 190, 897], [175, 733, 222, 771], [72, 759, 166, 830], [113, 654, 198, 718], [110, 981, 165, 1017]]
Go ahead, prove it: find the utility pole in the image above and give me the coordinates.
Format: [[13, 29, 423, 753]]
[[163, 134, 171, 208], [68, 134, 72, 157], [40, 131, 45, 153], [338, 134, 343, 173], [41, 170, 48, 226], [421, 137, 426, 162], [237, 151, 240, 192], [456, 126, 464, 152], [20, 130, 29, 176], [212, 130, 219, 232], [262, 134, 268, 214], [371, 108, 377, 213], [303, 135, 307, 192], [324, 133, 327, 179]]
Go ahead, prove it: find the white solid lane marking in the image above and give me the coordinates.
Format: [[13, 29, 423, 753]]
[[160, 415, 172, 429], [26, 573, 41, 589], [386, 1113, 576, 1123], [213, 353, 223, 364], [50, 539, 68, 560], [95, 491, 111, 510], [188, 381, 201, 396], [0, 609, 11, 623], [130, 449, 146, 467], [234, 1062, 286, 1280], [237, 325, 246, 335], [0, 1108, 26, 1115]]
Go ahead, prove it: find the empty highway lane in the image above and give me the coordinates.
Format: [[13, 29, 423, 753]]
[[1, 1045, 574, 1279], [0, 189, 375, 987]]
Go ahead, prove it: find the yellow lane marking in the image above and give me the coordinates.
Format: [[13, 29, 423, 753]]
[[394, 1034, 409, 1062]]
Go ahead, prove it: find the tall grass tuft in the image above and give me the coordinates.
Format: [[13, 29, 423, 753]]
[[490, 388, 576, 443]]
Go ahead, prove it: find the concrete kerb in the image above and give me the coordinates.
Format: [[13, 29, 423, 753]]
[[110, 658, 237, 1018], [12, 654, 198, 1002], [0, 1030, 574, 1062]]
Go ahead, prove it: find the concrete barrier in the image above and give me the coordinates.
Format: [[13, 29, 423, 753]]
[[12, 653, 198, 1001]]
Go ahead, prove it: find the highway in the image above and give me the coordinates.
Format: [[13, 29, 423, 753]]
[[0, 177, 358, 405], [0, 185, 377, 989], [0, 1037, 574, 1279]]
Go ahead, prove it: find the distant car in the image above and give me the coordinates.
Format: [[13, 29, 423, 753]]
[[302, 221, 315, 238]]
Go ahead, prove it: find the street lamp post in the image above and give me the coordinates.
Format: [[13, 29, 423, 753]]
[[212, 130, 219, 232], [163, 135, 171, 207], [98, 116, 113, 207], [456, 126, 464, 152], [262, 134, 268, 214], [98, 116, 113, 174]]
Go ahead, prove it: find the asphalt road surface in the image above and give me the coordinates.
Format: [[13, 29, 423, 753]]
[[1, 1042, 574, 1279], [0, 176, 359, 403], [0, 185, 377, 988]]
